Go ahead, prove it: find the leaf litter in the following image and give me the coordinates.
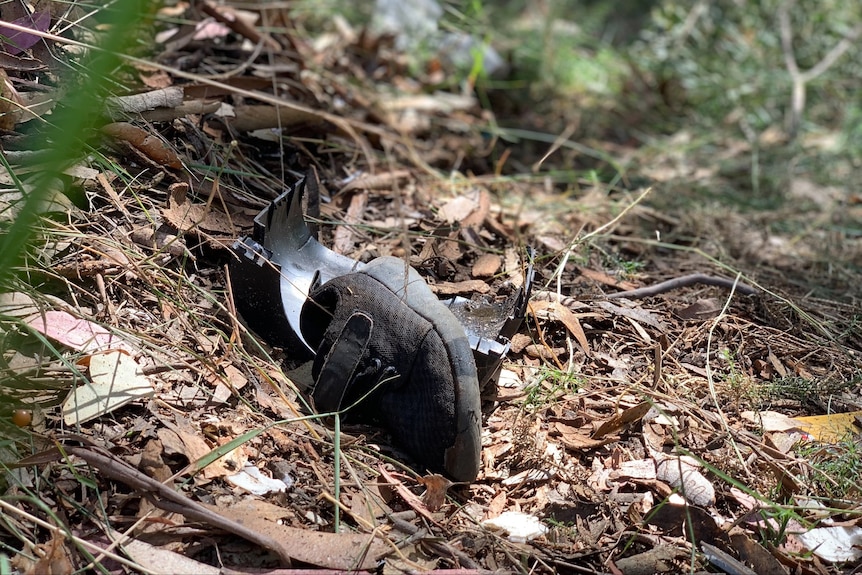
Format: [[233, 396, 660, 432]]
[[0, 2, 860, 574]]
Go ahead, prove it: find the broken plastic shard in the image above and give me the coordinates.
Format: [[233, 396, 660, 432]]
[[482, 511, 548, 543]]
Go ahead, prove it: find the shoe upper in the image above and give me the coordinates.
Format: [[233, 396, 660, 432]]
[[231, 179, 533, 482], [301, 257, 481, 482]]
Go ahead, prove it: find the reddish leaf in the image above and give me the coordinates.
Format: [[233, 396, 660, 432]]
[[0, 11, 50, 55], [377, 464, 438, 524], [592, 401, 651, 439], [25, 310, 134, 354], [102, 122, 183, 170], [417, 473, 453, 512]]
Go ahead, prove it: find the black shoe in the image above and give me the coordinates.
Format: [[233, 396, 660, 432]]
[[301, 257, 481, 481], [230, 174, 533, 481]]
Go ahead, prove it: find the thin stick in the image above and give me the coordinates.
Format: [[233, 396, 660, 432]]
[[778, 0, 862, 136], [0, 499, 155, 575], [603, 273, 758, 299], [333, 413, 341, 533], [551, 187, 653, 296], [705, 274, 747, 468]]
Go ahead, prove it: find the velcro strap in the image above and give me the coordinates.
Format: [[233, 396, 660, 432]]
[[311, 311, 373, 413]]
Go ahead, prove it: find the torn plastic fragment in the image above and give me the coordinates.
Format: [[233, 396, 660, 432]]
[[482, 511, 548, 543]]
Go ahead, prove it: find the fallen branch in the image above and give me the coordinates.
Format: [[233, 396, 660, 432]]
[[604, 273, 758, 299], [778, 0, 862, 138]]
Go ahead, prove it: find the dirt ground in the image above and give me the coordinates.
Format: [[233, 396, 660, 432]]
[[1, 3, 861, 575]]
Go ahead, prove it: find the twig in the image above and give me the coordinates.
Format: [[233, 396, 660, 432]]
[[199, 1, 281, 52], [550, 187, 653, 303], [0, 498, 155, 575], [382, 508, 481, 570], [705, 275, 748, 469], [603, 273, 758, 299], [527, 302, 566, 371], [60, 445, 295, 567], [333, 414, 341, 533], [531, 121, 578, 173], [673, 1, 707, 51], [778, 0, 862, 138]]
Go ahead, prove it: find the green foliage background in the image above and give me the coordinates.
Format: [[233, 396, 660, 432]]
[[0, 0, 149, 282]]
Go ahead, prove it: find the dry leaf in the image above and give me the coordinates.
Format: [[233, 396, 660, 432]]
[[25, 310, 134, 354], [333, 191, 367, 255], [462, 188, 490, 229], [626, 316, 652, 344], [224, 365, 248, 389], [130, 225, 188, 257], [428, 279, 490, 296], [0, 51, 45, 73], [0, 292, 40, 318], [157, 419, 236, 481], [767, 349, 788, 377], [610, 459, 657, 481], [592, 401, 651, 439], [438, 188, 489, 228], [108, 530, 220, 575], [417, 474, 453, 512], [0, 11, 50, 55], [654, 455, 715, 507], [740, 410, 803, 433], [63, 351, 154, 425], [161, 185, 235, 235], [645, 499, 725, 542], [729, 532, 789, 575], [472, 253, 501, 278], [676, 298, 723, 320], [578, 267, 638, 291], [503, 247, 527, 285], [139, 439, 173, 484], [0, 68, 24, 130], [102, 122, 182, 169], [437, 231, 462, 261], [487, 489, 507, 518], [528, 300, 590, 354], [207, 499, 387, 570], [378, 465, 437, 524], [595, 300, 667, 331], [23, 531, 73, 575], [554, 422, 616, 451], [614, 545, 681, 575]]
